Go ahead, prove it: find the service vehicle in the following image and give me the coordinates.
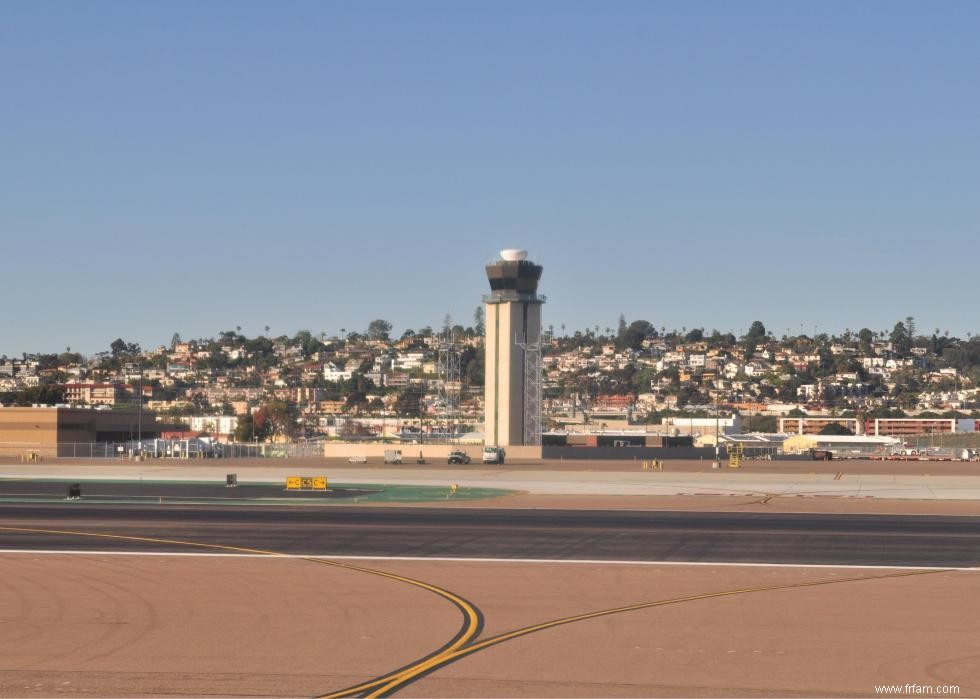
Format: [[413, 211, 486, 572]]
[[482, 446, 505, 464], [384, 449, 403, 464], [447, 450, 471, 464]]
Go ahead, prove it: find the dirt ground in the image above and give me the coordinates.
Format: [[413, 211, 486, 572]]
[[1, 553, 977, 698]]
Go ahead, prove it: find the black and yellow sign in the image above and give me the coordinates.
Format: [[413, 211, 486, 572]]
[[285, 476, 328, 491]]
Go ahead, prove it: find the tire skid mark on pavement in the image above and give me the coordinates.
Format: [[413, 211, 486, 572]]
[[0, 559, 49, 652], [0, 525, 955, 699], [354, 568, 950, 698], [0, 525, 483, 698]]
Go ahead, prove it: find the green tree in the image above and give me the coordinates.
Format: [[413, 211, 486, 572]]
[[8, 384, 66, 407], [633, 367, 658, 393], [465, 347, 485, 386], [262, 400, 299, 438], [746, 321, 767, 340], [394, 385, 423, 416], [748, 415, 778, 432], [623, 320, 654, 350], [57, 351, 82, 365], [367, 319, 393, 341], [110, 338, 141, 357], [818, 422, 854, 436], [890, 321, 912, 357], [36, 354, 60, 370], [742, 321, 767, 361], [858, 328, 874, 351], [473, 307, 485, 336], [675, 385, 704, 407], [234, 411, 272, 442]]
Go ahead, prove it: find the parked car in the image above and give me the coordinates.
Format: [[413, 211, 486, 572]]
[[447, 450, 470, 464], [482, 446, 505, 464]]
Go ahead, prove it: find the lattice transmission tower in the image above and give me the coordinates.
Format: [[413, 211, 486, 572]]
[[437, 329, 462, 434], [516, 337, 543, 446]]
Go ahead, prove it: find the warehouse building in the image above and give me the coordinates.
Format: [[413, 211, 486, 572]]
[[0, 406, 166, 458]]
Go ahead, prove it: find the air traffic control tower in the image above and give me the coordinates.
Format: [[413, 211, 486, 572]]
[[484, 249, 544, 447]]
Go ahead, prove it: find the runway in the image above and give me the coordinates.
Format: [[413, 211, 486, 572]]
[[3, 501, 980, 696], [2, 503, 980, 567]]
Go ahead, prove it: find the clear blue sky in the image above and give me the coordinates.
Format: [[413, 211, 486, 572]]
[[2, 1, 978, 356]]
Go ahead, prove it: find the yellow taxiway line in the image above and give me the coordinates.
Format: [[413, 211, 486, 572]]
[[0, 525, 951, 699], [362, 568, 948, 697], [0, 525, 482, 699]]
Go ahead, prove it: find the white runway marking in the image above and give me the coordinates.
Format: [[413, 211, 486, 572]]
[[0, 548, 976, 571]]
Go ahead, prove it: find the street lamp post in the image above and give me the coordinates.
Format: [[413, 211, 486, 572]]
[[713, 395, 721, 469], [136, 361, 144, 460]]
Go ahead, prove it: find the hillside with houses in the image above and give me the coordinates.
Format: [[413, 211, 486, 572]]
[[2, 316, 978, 442]]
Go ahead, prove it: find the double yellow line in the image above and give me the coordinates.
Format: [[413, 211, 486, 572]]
[[341, 567, 946, 697], [0, 525, 951, 699], [0, 525, 483, 699]]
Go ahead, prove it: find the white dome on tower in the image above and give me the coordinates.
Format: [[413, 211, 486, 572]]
[[499, 249, 528, 262]]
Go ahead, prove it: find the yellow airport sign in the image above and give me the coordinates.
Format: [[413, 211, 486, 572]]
[[285, 476, 328, 491]]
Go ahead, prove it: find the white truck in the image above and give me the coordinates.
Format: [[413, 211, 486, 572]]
[[482, 446, 505, 464]]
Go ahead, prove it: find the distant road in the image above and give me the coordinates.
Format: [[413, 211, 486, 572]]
[[34, 455, 980, 476], [1, 504, 979, 567]]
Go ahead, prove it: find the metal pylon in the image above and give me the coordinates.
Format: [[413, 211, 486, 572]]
[[437, 330, 462, 424], [516, 338, 543, 446]]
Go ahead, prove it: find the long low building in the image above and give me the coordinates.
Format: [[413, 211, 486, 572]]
[[865, 418, 978, 436], [782, 434, 900, 456], [697, 433, 790, 452], [779, 417, 861, 435], [0, 406, 167, 457], [780, 416, 978, 437]]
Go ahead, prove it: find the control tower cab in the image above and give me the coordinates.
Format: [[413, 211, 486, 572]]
[[483, 249, 544, 448]]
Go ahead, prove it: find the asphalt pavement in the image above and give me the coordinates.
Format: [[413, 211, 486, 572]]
[[0, 480, 376, 500], [2, 503, 979, 567], [8, 461, 980, 499]]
